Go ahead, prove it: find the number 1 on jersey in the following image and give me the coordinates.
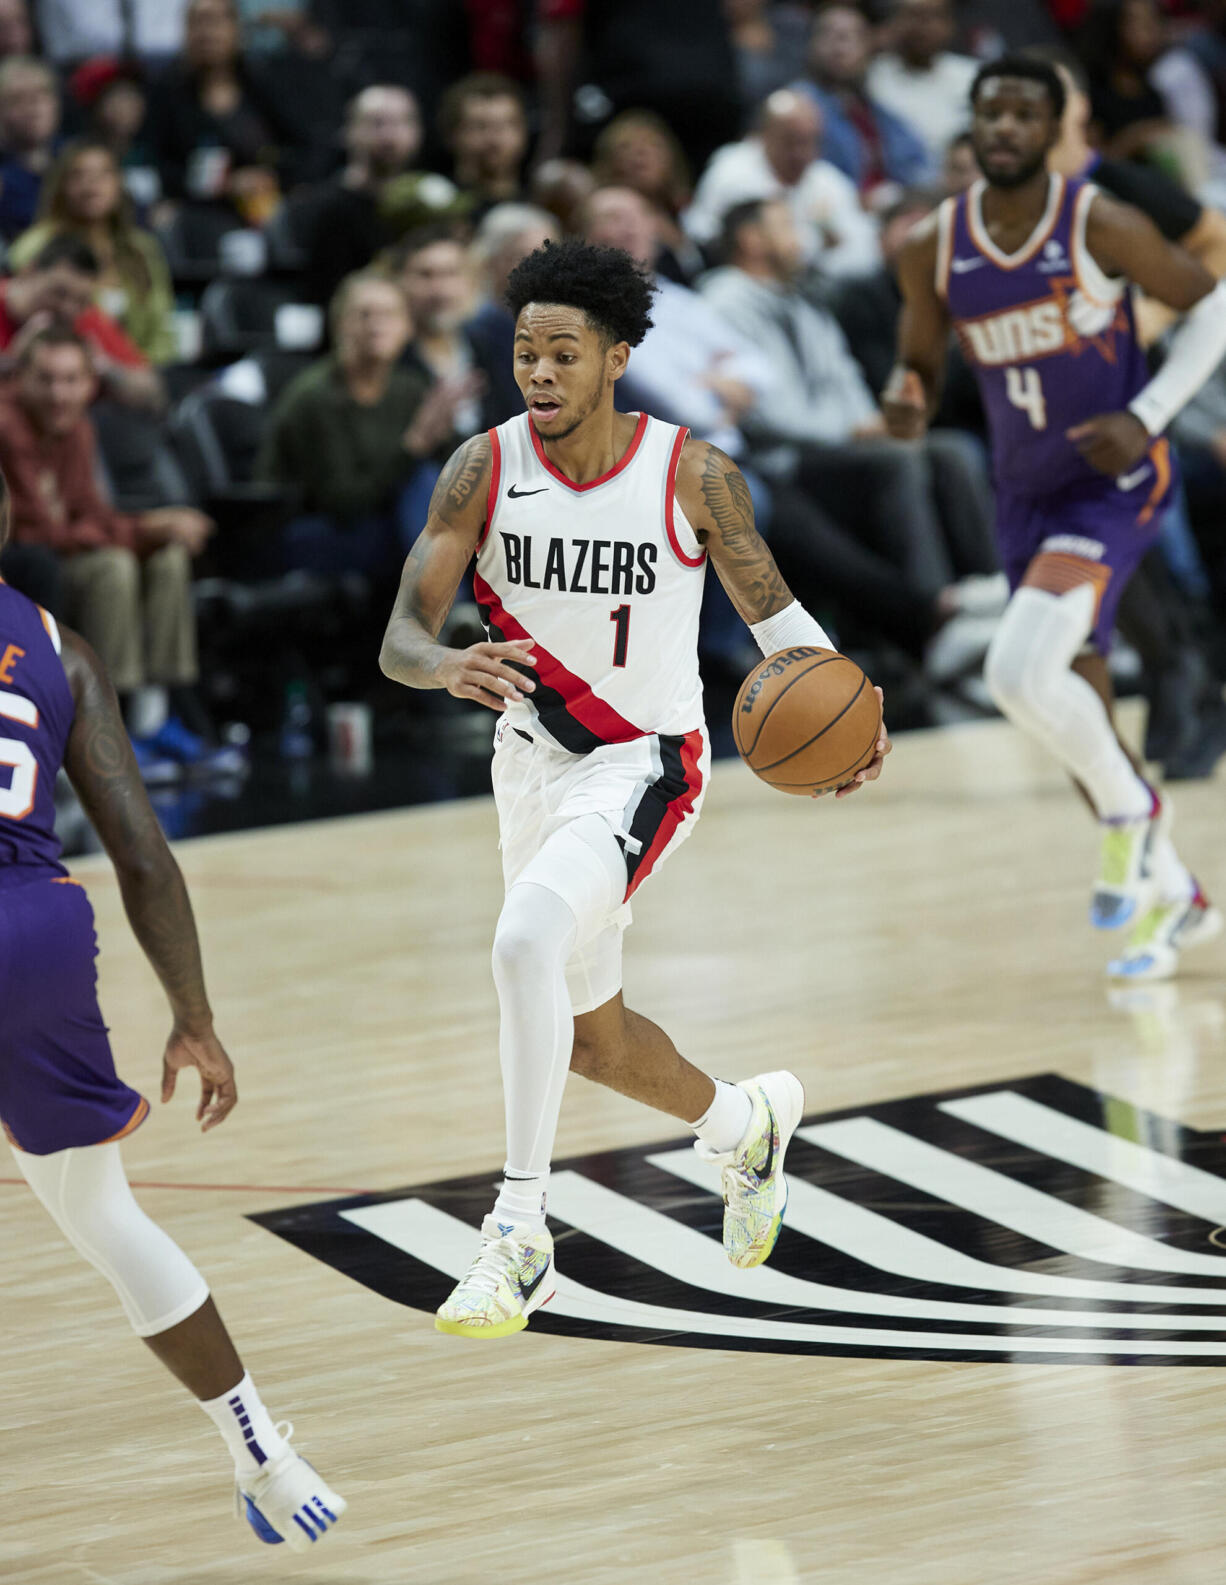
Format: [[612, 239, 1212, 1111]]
[[1005, 366, 1047, 431], [609, 604, 630, 668]]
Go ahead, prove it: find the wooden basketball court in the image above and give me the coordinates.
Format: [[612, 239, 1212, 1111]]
[[5, 708, 1226, 1584]]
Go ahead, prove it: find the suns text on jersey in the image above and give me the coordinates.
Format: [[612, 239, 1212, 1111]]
[[498, 532, 658, 595], [960, 299, 1067, 366]]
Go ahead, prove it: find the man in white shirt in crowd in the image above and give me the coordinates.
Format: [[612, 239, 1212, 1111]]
[[684, 89, 880, 280], [701, 195, 1003, 671], [867, 0, 978, 167]]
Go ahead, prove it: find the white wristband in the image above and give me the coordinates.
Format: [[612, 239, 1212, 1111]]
[[1128, 279, 1226, 437], [749, 600, 834, 658]]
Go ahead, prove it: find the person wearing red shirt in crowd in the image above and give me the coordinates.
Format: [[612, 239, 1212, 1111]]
[[0, 326, 218, 779], [0, 235, 165, 412]]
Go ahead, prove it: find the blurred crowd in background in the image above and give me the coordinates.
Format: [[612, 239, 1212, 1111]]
[[0, 0, 1225, 792]]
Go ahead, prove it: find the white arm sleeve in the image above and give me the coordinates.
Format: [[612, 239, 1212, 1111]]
[[1128, 280, 1226, 438], [749, 600, 835, 657]]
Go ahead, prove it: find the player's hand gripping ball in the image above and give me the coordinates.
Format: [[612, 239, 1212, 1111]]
[[733, 647, 887, 798]]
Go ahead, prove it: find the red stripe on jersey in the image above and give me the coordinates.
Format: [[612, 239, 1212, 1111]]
[[664, 426, 704, 568], [529, 411, 648, 492], [478, 428, 502, 552], [625, 728, 704, 899], [473, 571, 646, 744]]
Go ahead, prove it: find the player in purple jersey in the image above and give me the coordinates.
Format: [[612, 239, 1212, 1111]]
[[883, 56, 1226, 981], [0, 487, 346, 1551]]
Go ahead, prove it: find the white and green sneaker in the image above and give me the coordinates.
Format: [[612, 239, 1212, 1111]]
[[695, 1071, 805, 1269], [435, 1215, 555, 1339], [1092, 795, 1164, 930], [1107, 886, 1222, 982]]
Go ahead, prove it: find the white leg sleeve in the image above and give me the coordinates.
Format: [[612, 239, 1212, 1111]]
[[983, 585, 1152, 821], [492, 814, 627, 1177], [12, 1141, 210, 1337]]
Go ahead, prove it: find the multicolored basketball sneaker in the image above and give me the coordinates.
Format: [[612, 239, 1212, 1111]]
[[1107, 886, 1223, 982], [1092, 794, 1165, 929], [694, 1071, 805, 1269], [237, 1427, 346, 1553], [435, 1215, 556, 1339]]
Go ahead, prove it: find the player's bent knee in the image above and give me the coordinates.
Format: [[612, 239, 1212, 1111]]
[[491, 883, 577, 984]]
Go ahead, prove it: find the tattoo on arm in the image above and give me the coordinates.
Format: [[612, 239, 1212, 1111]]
[[62, 637, 212, 1029], [698, 445, 792, 622], [380, 434, 491, 686]]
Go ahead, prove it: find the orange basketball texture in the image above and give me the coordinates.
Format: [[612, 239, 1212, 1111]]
[[733, 647, 881, 795]]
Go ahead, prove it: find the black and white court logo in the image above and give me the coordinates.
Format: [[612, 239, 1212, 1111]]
[[252, 1074, 1226, 1366]]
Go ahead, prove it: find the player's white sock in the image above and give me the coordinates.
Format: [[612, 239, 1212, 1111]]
[[199, 1372, 289, 1475], [691, 1080, 754, 1155], [984, 586, 1152, 821], [1153, 832, 1196, 905], [494, 1170, 549, 1230]]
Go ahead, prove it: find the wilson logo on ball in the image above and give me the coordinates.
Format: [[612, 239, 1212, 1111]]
[[733, 647, 881, 796]]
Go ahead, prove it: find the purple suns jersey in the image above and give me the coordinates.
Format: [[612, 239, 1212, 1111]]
[[0, 578, 73, 889], [938, 174, 1161, 501]]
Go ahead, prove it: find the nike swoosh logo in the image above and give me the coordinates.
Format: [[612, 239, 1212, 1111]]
[[507, 484, 548, 499], [950, 256, 988, 274], [756, 1106, 776, 1182], [1115, 465, 1150, 492], [519, 1259, 550, 1304]]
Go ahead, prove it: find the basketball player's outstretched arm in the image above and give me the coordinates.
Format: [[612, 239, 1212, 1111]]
[[379, 433, 537, 711], [676, 437, 890, 795], [882, 215, 949, 441], [1068, 194, 1226, 474], [59, 628, 236, 1131]]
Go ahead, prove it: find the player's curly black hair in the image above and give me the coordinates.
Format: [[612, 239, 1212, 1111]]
[[504, 238, 656, 347], [970, 55, 1065, 119]]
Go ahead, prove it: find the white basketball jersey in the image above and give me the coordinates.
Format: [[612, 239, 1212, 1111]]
[[474, 412, 707, 752]]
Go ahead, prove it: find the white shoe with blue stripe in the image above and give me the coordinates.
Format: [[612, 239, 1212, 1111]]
[[237, 1424, 346, 1553]]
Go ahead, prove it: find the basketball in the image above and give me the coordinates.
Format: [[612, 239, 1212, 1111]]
[[733, 647, 882, 795]]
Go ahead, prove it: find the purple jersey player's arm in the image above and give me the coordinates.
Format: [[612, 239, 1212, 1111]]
[[58, 628, 237, 1131], [675, 435, 890, 797], [881, 215, 948, 443], [1067, 194, 1223, 474], [379, 433, 538, 713]]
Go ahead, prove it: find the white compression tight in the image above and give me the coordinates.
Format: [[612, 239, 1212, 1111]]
[[984, 585, 1152, 822], [492, 813, 627, 1181], [12, 1141, 209, 1337]]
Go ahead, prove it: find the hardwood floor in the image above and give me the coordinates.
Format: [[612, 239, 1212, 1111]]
[[4, 707, 1225, 1584]]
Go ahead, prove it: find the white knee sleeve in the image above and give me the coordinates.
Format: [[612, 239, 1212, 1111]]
[[984, 585, 1150, 821], [510, 813, 627, 948], [12, 1142, 209, 1337]]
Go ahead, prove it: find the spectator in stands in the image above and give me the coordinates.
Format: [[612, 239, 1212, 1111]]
[[701, 198, 1001, 635], [684, 89, 881, 281], [465, 202, 560, 424], [1042, 52, 1226, 339], [535, 0, 741, 175], [144, 0, 327, 225], [528, 158, 595, 235], [867, 0, 978, 165], [942, 130, 979, 195], [1174, 364, 1226, 612], [1079, 0, 1215, 193], [795, 4, 932, 199], [439, 73, 529, 218], [0, 236, 165, 410], [304, 84, 438, 308], [582, 185, 770, 461], [256, 272, 458, 581], [394, 225, 490, 441], [10, 141, 177, 364], [591, 110, 705, 285], [0, 57, 62, 242], [35, 0, 189, 65], [0, 325, 217, 777], [0, 0, 33, 62], [725, 0, 816, 119]]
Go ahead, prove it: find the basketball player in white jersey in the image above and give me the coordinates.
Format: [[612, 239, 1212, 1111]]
[[380, 239, 890, 1338]]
